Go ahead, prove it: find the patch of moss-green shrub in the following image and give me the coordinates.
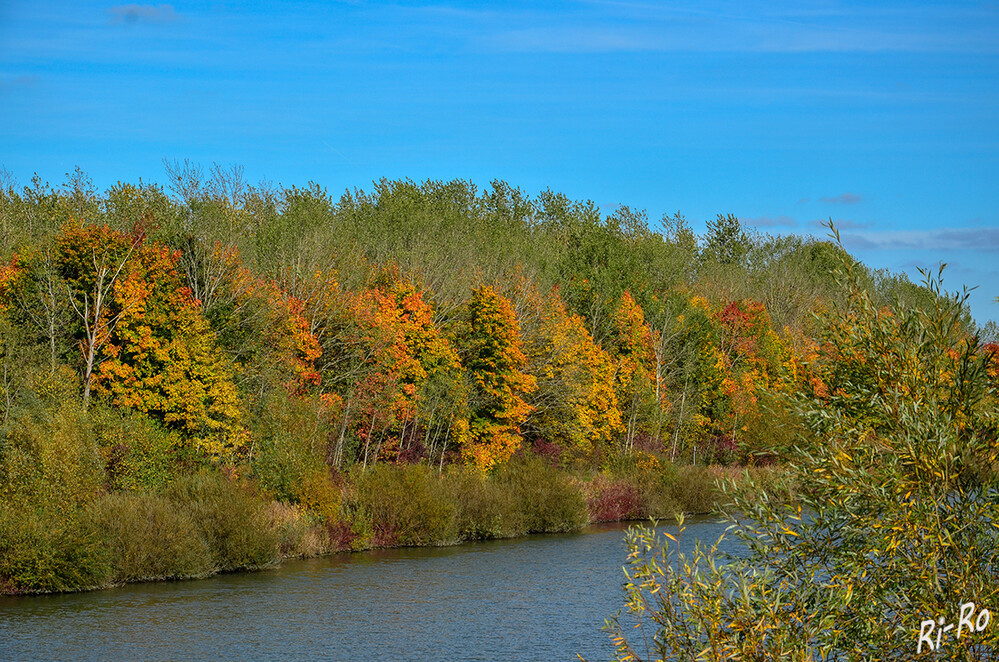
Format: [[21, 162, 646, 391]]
[[89, 491, 210, 583], [496, 453, 587, 533], [90, 406, 180, 492], [446, 466, 522, 539], [352, 463, 457, 546], [250, 391, 339, 521], [0, 504, 111, 594], [164, 472, 279, 571]]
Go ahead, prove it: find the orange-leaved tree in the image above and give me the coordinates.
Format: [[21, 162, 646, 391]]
[[344, 276, 461, 464], [55, 223, 137, 407], [0, 255, 21, 309], [387, 278, 463, 464], [712, 299, 795, 455]]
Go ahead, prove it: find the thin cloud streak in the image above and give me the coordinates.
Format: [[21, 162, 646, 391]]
[[842, 227, 999, 251], [810, 218, 871, 230], [0, 76, 37, 89], [482, 3, 999, 54], [109, 4, 182, 25], [742, 214, 797, 227], [820, 192, 863, 204]]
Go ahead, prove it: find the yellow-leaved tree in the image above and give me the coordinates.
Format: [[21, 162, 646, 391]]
[[57, 223, 245, 460], [456, 285, 536, 470], [521, 285, 623, 458]]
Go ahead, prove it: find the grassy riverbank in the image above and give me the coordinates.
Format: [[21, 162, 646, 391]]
[[0, 455, 790, 595]]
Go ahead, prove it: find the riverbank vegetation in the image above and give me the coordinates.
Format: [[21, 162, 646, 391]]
[[607, 243, 999, 660], [0, 166, 980, 595]]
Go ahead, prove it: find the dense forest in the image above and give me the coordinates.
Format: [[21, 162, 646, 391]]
[[0, 164, 991, 595]]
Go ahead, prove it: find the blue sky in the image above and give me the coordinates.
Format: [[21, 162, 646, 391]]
[[2, 1, 998, 323]]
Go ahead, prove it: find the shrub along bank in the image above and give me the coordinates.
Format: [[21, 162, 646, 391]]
[[0, 454, 787, 595]]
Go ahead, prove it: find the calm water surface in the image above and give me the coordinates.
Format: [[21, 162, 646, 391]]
[[0, 517, 739, 661]]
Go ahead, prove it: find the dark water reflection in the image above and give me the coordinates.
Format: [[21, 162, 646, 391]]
[[0, 517, 739, 661]]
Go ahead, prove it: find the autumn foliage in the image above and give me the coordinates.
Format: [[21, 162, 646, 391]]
[[53, 225, 246, 459], [522, 286, 623, 457], [1, 175, 987, 598], [457, 285, 537, 470], [195, 244, 324, 397], [0, 218, 828, 472], [343, 275, 461, 462], [3, 177, 947, 480]]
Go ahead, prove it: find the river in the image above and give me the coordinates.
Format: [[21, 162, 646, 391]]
[[0, 517, 738, 661]]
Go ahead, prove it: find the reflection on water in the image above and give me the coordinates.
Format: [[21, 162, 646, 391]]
[[0, 517, 738, 662]]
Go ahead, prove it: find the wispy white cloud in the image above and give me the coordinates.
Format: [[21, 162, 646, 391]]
[[809, 218, 871, 230], [481, 2, 999, 54], [896, 259, 976, 277], [741, 214, 797, 227], [490, 26, 662, 53], [819, 192, 863, 204], [0, 75, 37, 89], [109, 4, 181, 25], [841, 227, 999, 251]]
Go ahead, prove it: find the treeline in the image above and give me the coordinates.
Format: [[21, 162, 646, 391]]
[[0, 165, 964, 593], [606, 247, 999, 661]]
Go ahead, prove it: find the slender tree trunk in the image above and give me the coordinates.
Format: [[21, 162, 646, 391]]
[[82, 332, 98, 407], [331, 398, 352, 468], [45, 268, 59, 374], [68, 243, 137, 409], [424, 408, 437, 464], [2, 349, 13, 431], [371, 416, 391, 466], [362, 409, 376, 469], [438, 424, 451, 473], [672, 378, 688, 462]]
